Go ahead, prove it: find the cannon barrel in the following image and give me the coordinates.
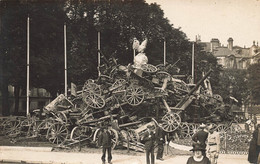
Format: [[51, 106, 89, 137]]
[[175, 69, 213, 109], [187, 69, 213, 96]]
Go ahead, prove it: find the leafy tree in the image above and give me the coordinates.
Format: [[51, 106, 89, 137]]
[[247, 63, 260, 104]]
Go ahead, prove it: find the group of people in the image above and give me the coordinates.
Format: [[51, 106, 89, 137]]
[[188, 123, 220, 164], [97, 123, 221, 164], [98, 124, 167, 164]]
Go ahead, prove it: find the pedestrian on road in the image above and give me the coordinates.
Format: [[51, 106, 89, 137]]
[[142, 124, 155, 164], [98, 125, 113, 164], [192, 123, 209, 150], [186, 143, 211, 164], [207, 125, 220, 164], [248, 124, 260, 164], [155, 124, 166, 161]]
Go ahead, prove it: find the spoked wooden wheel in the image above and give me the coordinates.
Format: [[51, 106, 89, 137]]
[[36, 119, 54, 138], [5, 119, 21, 137], [46, 122, 69, 145], [216, 124, 229, 139], [83, 94, 105, 109], [83, 80, 101, 96], [54, 111, 68, 124], [188, 123, 199, 137], [70, 126, 93, 141], [161, 112, 181, 132], [179, 122, 190, 138], [111, 79, 126, 94], [125, 86, 144, 106], [141, 64, 158, 73]]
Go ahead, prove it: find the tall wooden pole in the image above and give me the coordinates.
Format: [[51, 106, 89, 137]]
[[98, 31, 101, 76], [192, 42, 195, 84], [26, 16, 30, 116], [64, 23, 67, 97], [164, 38, 166, 66]]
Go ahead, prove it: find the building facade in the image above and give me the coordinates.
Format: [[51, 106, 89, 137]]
[[196, 36, 260, 69]]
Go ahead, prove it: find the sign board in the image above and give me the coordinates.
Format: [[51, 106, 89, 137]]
[[71, 82, 77, 97]]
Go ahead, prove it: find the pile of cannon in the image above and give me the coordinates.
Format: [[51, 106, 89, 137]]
[[1, 50, 243, 152]]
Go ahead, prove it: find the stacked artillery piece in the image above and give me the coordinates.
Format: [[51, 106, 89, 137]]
[[1, 50, 242, 152]]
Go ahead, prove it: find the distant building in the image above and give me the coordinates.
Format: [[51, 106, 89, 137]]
[[196, 36, 260, 69]]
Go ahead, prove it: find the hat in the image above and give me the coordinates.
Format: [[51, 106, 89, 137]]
[[147, 125, 153, 129], [199, 123, 207, 129], [190, 143, 206, 152]]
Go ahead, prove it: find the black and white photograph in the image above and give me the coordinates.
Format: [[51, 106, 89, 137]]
[[0, 0, 260, 163]]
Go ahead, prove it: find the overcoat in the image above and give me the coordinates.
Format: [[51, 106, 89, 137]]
[[248, 129, 258, 163], [142, 130, 155, 150]]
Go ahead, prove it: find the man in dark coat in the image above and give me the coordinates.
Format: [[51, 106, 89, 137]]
[[155, 124, 165, 161], [142, 125, 155, 164], [98, 126, 113, 164], [192, 124, 208, 150], [248, 124, 260, 164]]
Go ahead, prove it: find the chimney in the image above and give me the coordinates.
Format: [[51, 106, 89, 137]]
[[228, 37, 233, 50]]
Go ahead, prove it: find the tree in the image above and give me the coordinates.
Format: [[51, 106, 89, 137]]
[[247, 63, 260, 104]]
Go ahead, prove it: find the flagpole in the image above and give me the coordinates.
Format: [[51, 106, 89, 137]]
[[164, 38, 166, 66], [64, 23, 67, 97], [26, 16, 30, 116], [98, 31, 101, 76], [192, 42, 195, 84]]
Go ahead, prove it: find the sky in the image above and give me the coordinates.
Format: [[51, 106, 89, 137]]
[[146, 0, 260, 48]]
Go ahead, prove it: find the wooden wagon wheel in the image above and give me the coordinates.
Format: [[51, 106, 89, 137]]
[[54, 111, 68, 124], [161, 112, 181, 132], [36, 119, 55, 138], [70, 126, 93, 141], [179, 122, 191, 138], [188, 123, 200, 137], [111, 79, 126, 93], [5, 120, 22, 137], [125, 86, 144, 106], [83, 94, 106, 109], [216, 124, 229, 139], [46, 122, 69, 145], [93, 128, 119, 149], [83, 80, 101, 96], [155, 64, 166, 72], [141, 64, 158, 73]]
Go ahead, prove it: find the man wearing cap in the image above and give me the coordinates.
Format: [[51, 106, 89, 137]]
[[142, 125, 155, 164], [207, 125, 220, 164], [155, 124, 166, 161], [187, 143, 211, 164], [98, 126, 113, 164], [192, 124, 208, 150]]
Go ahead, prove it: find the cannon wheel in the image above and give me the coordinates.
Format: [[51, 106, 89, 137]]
[[70, 126, 93, 141], [36, 119, 55, 138], [46, 122, 69, 145], [141, 64, 158, 73], [161, 112, 181, 132], [188, 123, 200, 137], [83, 94, 106, 109], [216, 124, 229, 139], [83, 80, 101, 95], [93, 128, 119, 149], [125, 86, 144, 106], [179, 122, 190, 138]]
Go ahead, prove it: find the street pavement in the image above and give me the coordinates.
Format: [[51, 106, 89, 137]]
[[0, 146, 249, 164]]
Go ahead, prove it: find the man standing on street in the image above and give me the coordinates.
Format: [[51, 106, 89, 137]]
[[142, 125, 155, 164], [207, 125, 220, 164], [98, 125, 113, 164], [155, 124, 165, 161], [192, 123, 208, 151]]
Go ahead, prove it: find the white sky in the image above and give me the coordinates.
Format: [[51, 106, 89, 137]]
[[146, 0, 260, 48]]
